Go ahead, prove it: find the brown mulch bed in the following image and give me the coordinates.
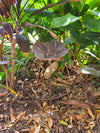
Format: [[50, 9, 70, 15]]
[[0, 59, 100, 133]]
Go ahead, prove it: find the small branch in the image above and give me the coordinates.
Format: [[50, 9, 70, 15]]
[[24, 22, 58, 39]]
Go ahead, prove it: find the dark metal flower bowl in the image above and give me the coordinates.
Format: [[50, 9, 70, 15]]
[[33, 40, 69, 61]]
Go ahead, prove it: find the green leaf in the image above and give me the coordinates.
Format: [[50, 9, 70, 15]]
[[0, 72, 5, 81], [11, 5, 17, 22], [15, 59, 30, 77], [59, 120, 68, 125], [83, 31, 100, 42], [25, 8, 55, 18], [68, 59, 74, 65], [70, 7, 79, 16], [56, 72, 64, 79], [85, 0, 99, 9], [59, 58, 67, 68], [0, 84, 24, 98], [70, 30, 81, 43], [51, 13, 80, 28], [66, 20, 81, 30], [80, 4, 89, 16], [65, 38, 74, 45], [83, 19, 100, 32]]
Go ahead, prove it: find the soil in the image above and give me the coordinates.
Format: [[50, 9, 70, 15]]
[[0, 59, 100, 133]]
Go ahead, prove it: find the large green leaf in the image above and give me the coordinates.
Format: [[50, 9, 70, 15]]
[[66, 20, 81, 30], [83, 31, 100, 42], [83, 19, 100, 32], [51, 13, 80, 28], [70, 30, 81, 43]]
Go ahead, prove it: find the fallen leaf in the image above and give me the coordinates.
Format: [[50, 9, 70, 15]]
[[75, 114, 83, 120], [89, 121, 96, 129], [0, 124, 2, 130], [44, 61, 59, 79], [17, 80, 24, 84], [0, 92, 8, 97], [59, 120, 68, 125], [30, 125, 41, 133], [20, 128, 30, 132], [0, 103, 4, 107], [87, 130, 92, 133], [59, 100, 89, 107], [48, 118, 53, 128], [49, 31, 58, 39], [15, 131, 20, 133], [16, 111, 26, 123], [43, 102, 48, 107], [10, 112, 16, 123], [88, 107, 95, 120], [27, 117, 33, 125]]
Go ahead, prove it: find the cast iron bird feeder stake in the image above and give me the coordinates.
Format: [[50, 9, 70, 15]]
[[33, 40, 69, 102]]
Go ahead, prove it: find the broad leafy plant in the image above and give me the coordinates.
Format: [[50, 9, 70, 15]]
[[50, 0, 100, 65]]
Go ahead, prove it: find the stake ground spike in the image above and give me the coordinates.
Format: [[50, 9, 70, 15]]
[[33, 40, 69, 104]]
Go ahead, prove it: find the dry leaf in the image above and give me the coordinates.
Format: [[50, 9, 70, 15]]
[[49, 31, 58, 39], [16, 111, 26, 123], [89, 121, 96, 129], [0, 103, 4, 107], [30, 125, 41, 133], [0, 92, 7, 97], [75, 114, 83, 120], [94, 91, 100, 97], [0, 124, 2, 130], [27, 117, 33, 125], [96, 111, 100, 119], [17, 80, 24, 84], [15, 130, 20, 133], [48, 118, 53, 128], [44, 61, 59, 79], [10, 112, 16, 123], [88, 107, 95, 120], [59, 100, 88, 107], [87, 130, 92, 133], [20, 128, 30, 132]]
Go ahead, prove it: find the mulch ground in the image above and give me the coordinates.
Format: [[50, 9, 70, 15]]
[[0, 59, 100, 133]]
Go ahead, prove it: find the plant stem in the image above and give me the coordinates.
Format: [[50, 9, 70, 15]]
[[10, 39, 16, 89], [0, 38, 4, 60], [49, 60, 52, 106], [3, 64, 11, 84]]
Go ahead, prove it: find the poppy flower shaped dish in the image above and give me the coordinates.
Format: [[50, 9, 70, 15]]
[[33, 40, 69, 60]]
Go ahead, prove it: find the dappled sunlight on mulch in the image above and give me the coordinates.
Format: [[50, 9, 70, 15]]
[[0, 59, 100, 133]]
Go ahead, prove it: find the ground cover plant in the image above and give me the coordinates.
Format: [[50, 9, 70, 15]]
[[0, 0, 100, 132]]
